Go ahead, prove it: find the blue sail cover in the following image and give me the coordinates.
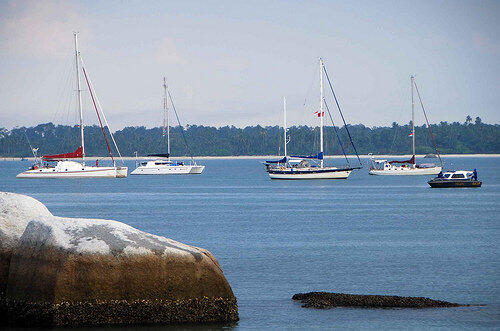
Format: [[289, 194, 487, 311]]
[[290, 152, 323, 160], [265, 156, 287, 164]]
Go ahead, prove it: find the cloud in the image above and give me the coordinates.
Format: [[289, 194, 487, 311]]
[[0, 0, 91, 59], [472, 32, 500, 55], [155, 38, 184, 65]]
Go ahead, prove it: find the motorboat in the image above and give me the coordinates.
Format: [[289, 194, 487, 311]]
[[428, 170, 482, 188]]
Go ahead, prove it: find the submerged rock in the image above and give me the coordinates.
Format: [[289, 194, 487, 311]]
[[1, 192, 238, 327], [292, 292, 462, 309]]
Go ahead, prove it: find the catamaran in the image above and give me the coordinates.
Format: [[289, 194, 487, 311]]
[[130, 78, 204, 175], [17, 33, 127, 178], [369, 76, 443, 176], [265, 58, 362, 180]]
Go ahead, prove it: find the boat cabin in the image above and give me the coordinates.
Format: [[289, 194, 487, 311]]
[[140, 159, 184, 167], [440, 171, 474, 180]]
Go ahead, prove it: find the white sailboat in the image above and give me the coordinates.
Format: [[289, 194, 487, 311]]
[[265, 58, 361, 180], [369, 76, 443, 176], [131, 78, 204, 175], [17, 33, 127, 179]]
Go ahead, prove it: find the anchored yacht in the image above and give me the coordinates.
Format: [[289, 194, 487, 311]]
[[369, 76, 442, 176], [265, 58, 362, 180], [17, 33, 127, 179], [131, 78, 204, 175], [131, 155, 204, 175]]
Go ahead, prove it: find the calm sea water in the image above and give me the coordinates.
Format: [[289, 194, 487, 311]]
[[1, 157, 499, 330]]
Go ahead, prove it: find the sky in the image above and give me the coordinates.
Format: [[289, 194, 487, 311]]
[[0, 0, 498, 130]]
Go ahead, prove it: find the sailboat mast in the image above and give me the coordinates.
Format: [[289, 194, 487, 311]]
[[411, 75, 415, 157], [319, 58, 324, 168], [74, 32, 85, 164], [283, 96, 287, 157], [163, 77, 170, 157]]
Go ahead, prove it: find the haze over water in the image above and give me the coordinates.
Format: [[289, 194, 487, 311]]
[[1, 156, 499, 329]]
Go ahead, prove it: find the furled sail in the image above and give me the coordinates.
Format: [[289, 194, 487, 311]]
[[290, 152, 324, 160], [388, 155, 415, 164], [265, 156, 287, 164], [148, 153, 170, 158], [43, 146, 83, 161]]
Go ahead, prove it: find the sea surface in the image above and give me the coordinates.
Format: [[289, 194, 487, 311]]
[[1, 157, 499, 330]]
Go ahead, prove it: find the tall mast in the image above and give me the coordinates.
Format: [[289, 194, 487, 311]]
[[283, 96, 287, 157], [74, 32, 85, 164], [411, 75, 415, 158], [319, 58, 324, 168], [163, 77, 170, 157]]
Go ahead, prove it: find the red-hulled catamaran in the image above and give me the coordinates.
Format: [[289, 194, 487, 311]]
[[17, 33, 127, 178]]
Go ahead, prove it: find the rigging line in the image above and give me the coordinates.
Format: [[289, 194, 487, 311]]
[[413, 80, 443, 166], [79, 57, 124, 164], [389, 84, 407, 155], [52, 53, 72, 125], [24, 130, 38, 160], [81, 63, 115, 164], [322, 64, 362, 166], [166, 89, 196, 164], [302, 62, 318, 109], [323, 100, 349, 165]]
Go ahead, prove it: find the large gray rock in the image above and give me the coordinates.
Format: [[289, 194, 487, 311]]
[[0, 192, 52, 294], [1, 192, 238, 327]]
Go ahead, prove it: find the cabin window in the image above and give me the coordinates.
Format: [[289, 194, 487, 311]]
[[444, 174, 451, 178], [451, 174, 465, 179]]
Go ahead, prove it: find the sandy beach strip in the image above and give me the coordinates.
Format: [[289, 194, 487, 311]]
[[1, 154, 499, 161]]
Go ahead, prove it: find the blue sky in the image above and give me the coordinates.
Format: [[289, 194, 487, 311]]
[[0, 0, 498, 129]]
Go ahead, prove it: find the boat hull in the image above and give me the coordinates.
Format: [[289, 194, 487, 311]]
[[369, 166, 442, 176], [267, 167, 353, 180], [130, 165, 205, 175], [17, 166, 128, 178], [428, 179, 482, 188]]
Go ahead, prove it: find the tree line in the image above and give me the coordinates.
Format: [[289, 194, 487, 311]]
[[0, 117, 498, 157]]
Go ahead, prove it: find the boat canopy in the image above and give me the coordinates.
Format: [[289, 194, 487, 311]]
[[290, 152, 323, 160], [43, 146, 83, 161], [265, 156, 287, 164], [389, 155, 415, 164]]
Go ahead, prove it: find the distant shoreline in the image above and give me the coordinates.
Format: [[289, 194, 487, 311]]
[[1, 154, 499, 161]]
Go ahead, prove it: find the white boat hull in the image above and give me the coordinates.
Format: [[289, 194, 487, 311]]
[[369, 166, 442, 176], [268, 167, 353, 180], [131, 164, 205, 175], [17, 166, 128, 178]]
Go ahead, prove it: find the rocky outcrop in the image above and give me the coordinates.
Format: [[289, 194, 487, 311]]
[[1, 192, 238, 327], [0, 192, 52, 295], [293, 292, 462, 309]]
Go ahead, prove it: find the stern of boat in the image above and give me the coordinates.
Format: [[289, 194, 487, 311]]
[[189, 165, 205, 174], [116, 167, 128, 178]]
